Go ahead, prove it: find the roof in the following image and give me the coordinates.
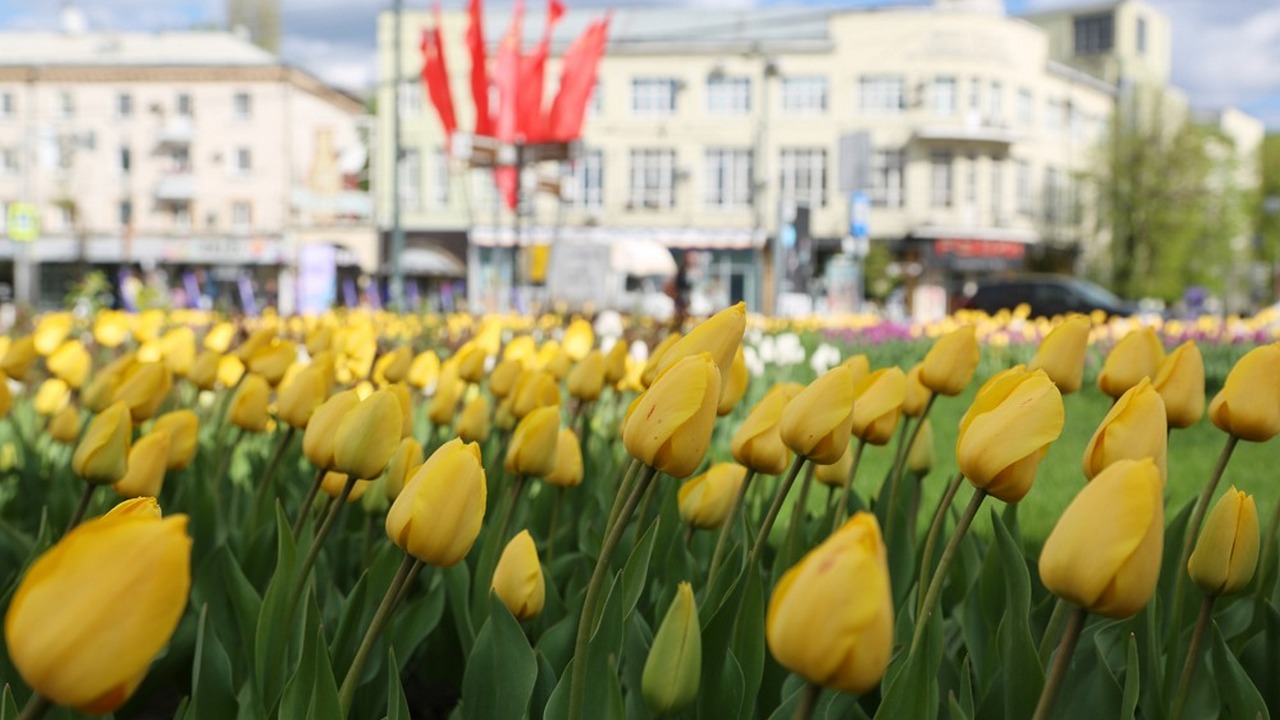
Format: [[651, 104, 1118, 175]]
[[0, 30, 277, 68]]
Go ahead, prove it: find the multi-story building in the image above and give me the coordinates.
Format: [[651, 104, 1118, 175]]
[[0, 21, 374, 311], [375, 0, 1262, 318]]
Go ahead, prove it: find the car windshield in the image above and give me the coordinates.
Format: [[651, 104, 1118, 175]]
[[1068, 278, 1124, 307]]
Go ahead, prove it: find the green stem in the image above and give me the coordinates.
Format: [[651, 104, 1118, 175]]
[[781, 462, 817, 567], [213, 427, 245, 487], [911, 487, 986, 654], [338, 553, 420, 716], [567, 465, 658, 720], [748, 455, 807, 572], [607, 458, 641, 531], [793, 682, 822, 720], [1169, 595, 1215, 720], [884, 395, 937, 540], [17, 693, 51, 720], [917, 471, 965, 617], [706, 469, 757, 593], [1038, 597, 1070, 667], [496, 474, 528, 545], [1031, 606, 1087, 720], [291, 475, 357, 614], [292, 467, 327, 538], [250, 426, 296, 528], [64, 482, 96, 535], [1171, 435, 1238, 639], [832, 439, 866, 532], [391, 560, 426, 611]]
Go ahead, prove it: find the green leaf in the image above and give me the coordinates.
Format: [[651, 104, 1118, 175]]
[[1209, 620, 1270, 720], [460, 594, 538, 720], [327, 569, 375, 675], [991, 510, 1043, 720], [278, 605, 343, 720], [1120, 633, 1139, 720], [253, 504, 300, 713], [1, 685, 17, 720], [874, 607, 941, 720], [188, 604, 238, 720], [618, 516, 659, 625], [734, 562, 767, 717], [385, 648, 410, 720], [389, 571, 447, 673], [698, 574, 748, 719], [444, 562, 476, 656], [956, 654, 974, 720]]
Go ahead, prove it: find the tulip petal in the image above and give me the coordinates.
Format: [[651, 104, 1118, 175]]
[[957, 371, 1063, 490]]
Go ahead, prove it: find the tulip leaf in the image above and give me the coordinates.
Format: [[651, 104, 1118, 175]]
[[1, 685, 16, 720], [733, 562, 767, 717], [1209, 620, 1270, 720], [620, 516, 660, 624], [956, 654, 975, 719], [253, 504, 301, 712], [278, 604, 342, 720], [621, 614, 654, 720], [874, 606, 942, 720], [385, 648, 410, 720], [991, 511, 1042, 720], [530, 651, 561, 720], [444, 562, 475, 656], [948, 694, 972, 720], [698, 569, 749, 719], [535, 614, 578, 676], [1120, 632, 1140, 719], [390, 570, 447, 671], [189, 604, 238, 720], [460, 595, 538, 720]]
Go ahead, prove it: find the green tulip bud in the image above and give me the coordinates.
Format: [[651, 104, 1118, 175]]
[[642, 582, 701, 715]]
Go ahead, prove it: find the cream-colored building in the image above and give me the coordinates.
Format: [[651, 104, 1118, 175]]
[[377, 0, 1262, 317], [0, 23, 374, 311]]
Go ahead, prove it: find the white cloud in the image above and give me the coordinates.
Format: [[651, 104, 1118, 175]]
[[281, 34, 377, 91]]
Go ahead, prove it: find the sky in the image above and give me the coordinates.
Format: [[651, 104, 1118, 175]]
[[1, 0, 1278, 128]]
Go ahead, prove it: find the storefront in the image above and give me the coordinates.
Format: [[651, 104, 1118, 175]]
[[895, 227, 1039, 320]]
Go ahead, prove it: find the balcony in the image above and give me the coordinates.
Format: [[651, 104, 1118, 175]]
[[156, 117, 193, 146], [914, 111, 1019, 146], [154, 173, 195, 202]]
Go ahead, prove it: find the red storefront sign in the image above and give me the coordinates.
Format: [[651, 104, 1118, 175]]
[[933, 239, 1026, 260]]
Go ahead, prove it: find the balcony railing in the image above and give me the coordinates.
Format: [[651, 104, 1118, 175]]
[[154, 173, 195, 201]]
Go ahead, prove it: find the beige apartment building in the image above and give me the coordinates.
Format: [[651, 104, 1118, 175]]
[[0, 24, 374, 311], [379, 0, 1261, 317]]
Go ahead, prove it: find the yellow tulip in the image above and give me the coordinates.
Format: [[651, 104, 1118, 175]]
[[1082, 377, 1167, 481], [374, 346, 413, 385], [72, 401, 132, 484], [640, 332, 683, 388], [217, 355, 246, 389], [159, 327, 196, 377], [204, 321, 237, 353], [1151, 341, 1204, 429], [33, 378, 71, 416], [304, 389, 359, 469], [642, 582, 701, 715], [919, 326, 980, 396], [187, 350, 220, 391], [277, 365, 328, 430], [767, 512, 893, 693], [511, 369, 560, 420], [650, 303, 746, 390], [93, 310, 132, 348], [427, 359, 464, 427], [495, 396, 518, 432], [1029, 314, 1091, 394], [388, 381, 414, 438], [151, 410, 199, 471], [48, 404, 82, 444], [406, 349, 441, 391], [678, 463, 747, 529], [955, 367, 1064, 503], [623, 353, 721, 478], [247, 340, 296, 386], [488, 358, 524, 399], [717, 345, 750, 416], [47, 340, 91, 389], [814, 446, 854, 488], [604, 339, 629, 385], [902, 363, 933, 418], [842, 354, 871, 386], [567, 350, 606, 402], [113, 431, 170, 498], [3, 513, 190, 714], [33, 313, 73, 356], [544, 346, 573, 381], [228, 373, 271, 433], [113, 362, 173, 422], [562, 318, 595, 361], [81, 353, 135, 413], [383, 437, 424, 501], [1209, 344, 1280, 442], [505, 406, 561, 478], [333, 388, 403, 479], [503, 335, 537, 363], [0, 335, 38, 381], [320, 471, 368, 503], [1098, 327, 1165, 399], [229, 327, 274, 361], [1187, 486, 1259, 597], [491, 529, 545, 620], [779, 365, 857, 465], [850, 368, 906, 446], [545, 428, 583, 488], [305, 325, 333, 355], [103, 496, 162, 520], [1039, 458, 1163, 618], [731, 383, 804, 475], [386, 438, 487, 566], [455, 342, 488, 385], [457, 394, 492, 445], [907, 418, 935, 475]]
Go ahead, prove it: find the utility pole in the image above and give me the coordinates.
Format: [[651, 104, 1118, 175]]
[[389, 0, 406, 310]]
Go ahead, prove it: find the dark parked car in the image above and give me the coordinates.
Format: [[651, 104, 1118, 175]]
[[961, 275, 1133, 318]]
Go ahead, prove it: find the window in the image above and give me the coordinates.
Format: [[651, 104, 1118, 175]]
[[781, 76, 827, 113], [859, 75, 904, 114], [172, 146, 191, 172], [779, 148, 827, 208], [118, 146, 131, 174], [0, 148, 17, 174], [968, 78, 982, 112], [869, 149, 904, 209], [988, 81, 1003, 121], [430, 148, 450, 208], [588, 80, 602, 115], [117, 92, 132, 119], [706, 76, 751, 115], [397, 80, 421, 116], [0, 93, 13, 119], [704, 148, 753, 210], [399, 149, 422, 211], [965, 154, 978, 206], [568, 149, 603, 210], [1045, 99, 1064, 132], [232, 201, 251, 232], [470, 168, 497, 212], [232, 147, 251, 176], [119, 200, 132, 228], [930, 151, 953, 208], [1016, 160, 1033, 216], [1136, 17, 1147, 54], [991, 159, 1004, 221], [56, 90, 74, 119], [632, 78, 678, 115], [1074, 13, 1114, 55], [1018, 88, 1034, 126], [173, 203, 191, 231], [1044, 167, 1066, 224], [233, 91, 252, 119], [932, 77, 956, 116], [629, 149, 676, 209], [176, 92, 192, 117]]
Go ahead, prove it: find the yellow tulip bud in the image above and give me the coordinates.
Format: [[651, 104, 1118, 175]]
[[277, 365, 328, 430], [642, 582, 701, 715], [491, 529, 545, 620], [247, 341, 296, 386], [1082, 377, 1167, 481], [604, 339, 629, 385], [33, 378, 71, 416], [228, 373, 271, 433], [103, 496, 162, 520], [93, 310, 132, 348], [850, 368, 906, 446], [33, 313, 73, 356], [814, 445, 854, 488], [188, 350, 220, 391], [779, 365, 857, 465], [562, 318, 595, 361], [332, 388, 402, 479], [383, 437, 424, 501], [151, 410, 199, 471], [1209, 344, 1280, 442], [956, 367, 1064, 503], [624, 353, 721, 478], [506, 406, 561, 478], [457, 394, 492, 445], [321, 471, 368, 503], [919, 326, 980, 396], [3, 513, 191, 714], [495, 396, 518, 432], [304, 390, 359, 469], [386, 438, 487, 566], [1028, 314, 1091, 394], [1151, 341, 1204, 429], [47, 340, 91, 389], [113, 362, 173, 422], [230, 327, 274, 360], [1187, 486, 1259, 597], [72, 401, 133, 484], [503, 335, 537, 362], [731, 383, 804, 475], [1, 335, 38, 381], [544, 347, 573, 381], [374, 346, 413, 385], [388, 381, 414, 438], [717, 345, 750, 416], [1098, 327, 1164, 399], [113, 431, 170, 498], [427, 360, 463, 427], [902, 363, 933, 418], [678, 463, 747, 529], [204, 322, 237, 353], [81, 354, 135, 413], [511, 369, 560, 420], [1039, 458, 1163, 618], [567, 350, 606, 402], [305, 325, 333, 355], [217, 355, 246, 389], [652, 303, 746, 385], [842, 354, 871, 386], [407, 349, 441, 391], [48, 404, 82, 445], [545, 428, 583, 488], [159, 327, 196, 377], [907, 419, 935, 475], [488, 358, 524, 399], [767, 512, 893, 693], [640, 332, 682, 389], [455, 342, 488, 385]]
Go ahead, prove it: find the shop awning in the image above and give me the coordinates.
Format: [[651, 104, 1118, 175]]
[[470, 225, 765, 251], [393, 245, 466, 278], [909, 225, 1040, 244], [610, 239, 678, 276]]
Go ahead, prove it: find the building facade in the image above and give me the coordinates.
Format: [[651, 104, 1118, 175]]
[[376, 0, 1261, 318], [0, 26, 374, 312]]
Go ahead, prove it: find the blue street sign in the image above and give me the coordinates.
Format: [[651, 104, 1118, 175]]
[[849, 191, 870, 240]]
